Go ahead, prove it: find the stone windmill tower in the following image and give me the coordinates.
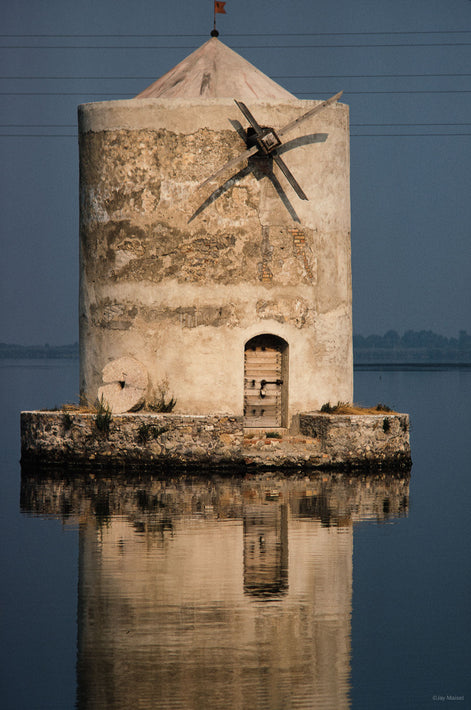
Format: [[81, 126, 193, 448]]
[[78, 37, 352, 428]]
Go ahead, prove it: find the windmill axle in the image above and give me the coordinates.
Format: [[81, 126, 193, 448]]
[[246, 126, 282, 155]]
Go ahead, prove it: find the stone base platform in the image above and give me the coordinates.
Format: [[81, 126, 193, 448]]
[[20, 410, 411, 473]]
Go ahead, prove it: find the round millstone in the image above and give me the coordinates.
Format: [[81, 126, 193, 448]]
[[98, 357, 148, 413]]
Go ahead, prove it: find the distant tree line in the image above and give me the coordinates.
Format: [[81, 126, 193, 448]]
[[353, 330, 471, 363], [0, 342, 79, 359], [1, 330, 470, 363]]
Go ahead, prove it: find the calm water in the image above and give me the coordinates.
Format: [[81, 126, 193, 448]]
[[0, 360, 470, 710]]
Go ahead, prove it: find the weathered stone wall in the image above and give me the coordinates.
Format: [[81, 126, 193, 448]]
[[21, 411, 244, 468], [21, 411, 411, 471], [298, 413, 411, 467], [79, 99, 352, 424]]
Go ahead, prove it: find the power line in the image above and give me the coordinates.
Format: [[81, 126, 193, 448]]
[[0, 76, 163, 80], [354, 122, 471, 126], [0, 92, 133, 95], [0, 121, 471, 129], [0, 123, 76, 127], [300, 90, 471, 94], [0, 134, 77, 137], [1, 133, 469, 137], [2, 122, 471, 128], [2, 122, 470, 128], [2, 90, 470, 96], [2, 72, 470, 79], [0, 135, 457, 137], [1, 42, 471, 49], [276, 73, 471, 79], [351, 133, 471, 136], [1, 30, 470, 37]]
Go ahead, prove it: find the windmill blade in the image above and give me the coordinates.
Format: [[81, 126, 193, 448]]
[[234, 100, 264, 135], [277, 91, 343, 139], [272, 154, 308, 200], [198, 144, 259, 190]]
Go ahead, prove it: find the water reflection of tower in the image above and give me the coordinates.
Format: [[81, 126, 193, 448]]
[[243, 499, 288, 598], [20, 472, 410, 710]]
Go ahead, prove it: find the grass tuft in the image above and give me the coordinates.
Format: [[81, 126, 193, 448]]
[[376, 403, 393, 412], [94, 396, 112, 437], [147, 378, 177, 413], [320, 401, 397, 415]]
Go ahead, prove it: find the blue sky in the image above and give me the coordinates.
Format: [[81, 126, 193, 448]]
[[0, 0, 470, 343]]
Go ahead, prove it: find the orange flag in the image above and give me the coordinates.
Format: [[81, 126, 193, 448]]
[[214, 1, 226, 13]]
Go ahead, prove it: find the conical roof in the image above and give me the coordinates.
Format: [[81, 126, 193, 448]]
[[134, 37, 295, 100]]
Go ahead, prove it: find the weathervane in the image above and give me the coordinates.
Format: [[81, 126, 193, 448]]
[[211, 1, 226, 37]]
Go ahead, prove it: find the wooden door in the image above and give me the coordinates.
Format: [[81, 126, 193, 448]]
[[244, 341, 283, 427]]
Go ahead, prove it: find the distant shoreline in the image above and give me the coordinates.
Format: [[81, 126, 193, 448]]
[[353, 330, 471, 365], [0, 343, 79, 359], [1, 357, 469, 369], [1, 341, 470, 367], [354, 362, 471, 369]]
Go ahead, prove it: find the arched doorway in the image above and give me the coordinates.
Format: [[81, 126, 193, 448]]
[[244, 334, 288, 428]]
